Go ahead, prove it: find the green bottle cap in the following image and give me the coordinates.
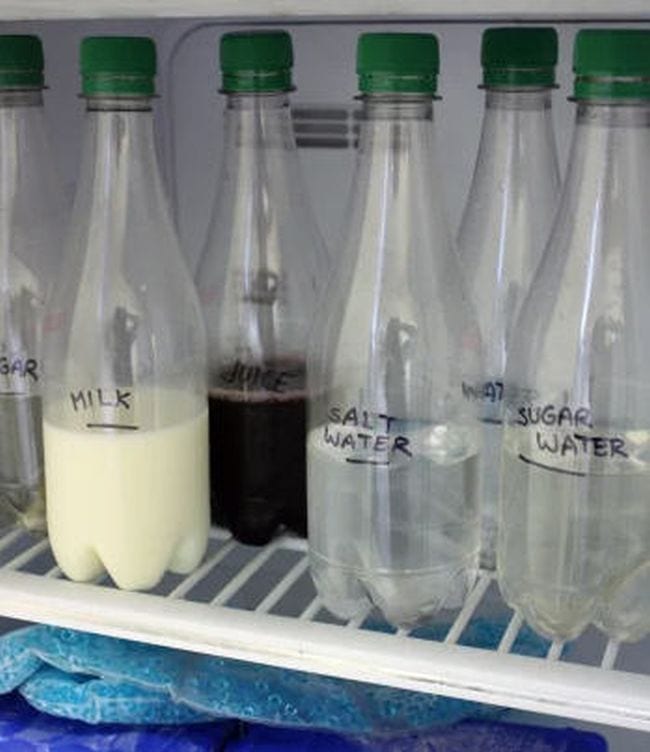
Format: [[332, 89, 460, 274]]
[[574, 29, 650, 100], [482, 27, 558, 88], [0, 35, 44, 89], [81, 37, 156, 97], [357, 33, 439, 95], [220, 31, 293, 93]]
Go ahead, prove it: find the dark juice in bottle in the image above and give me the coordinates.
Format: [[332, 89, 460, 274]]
[[209, 359, 307, 545]]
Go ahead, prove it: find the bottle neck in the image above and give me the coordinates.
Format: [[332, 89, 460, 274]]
[[484, 87, 553, 110], [563, 101, 650, 216], [81, 94, 159, 203], [344, 93, 447, 284], [75, 95, 166, 267], [81, 95, 157, 175], [0, 89, 43, 108], [223, 91, 295, 150], [457, 87, 559, 376], [472, 87, 557, 181], [356, 94, 435, 175], [360, 93, 434, 126], [0, 88, 48, 267]]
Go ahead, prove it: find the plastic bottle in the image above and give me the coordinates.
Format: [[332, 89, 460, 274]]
[[0, 36, 64, 533], [499, 29, 650, 642], [42, 37, 209, 590], [196, 31, 327, 545], [307, 33, 482, 629], [457, 27, 560, 570]]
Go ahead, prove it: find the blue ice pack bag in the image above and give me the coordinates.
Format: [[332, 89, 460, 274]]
[[0, 691, 233, 751], [228, 720, 607, 751], [0, 622, 548, 734]]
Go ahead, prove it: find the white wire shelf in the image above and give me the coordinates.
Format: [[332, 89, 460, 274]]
[[0, 525, 648, 732], [2, 0, 650, 22]]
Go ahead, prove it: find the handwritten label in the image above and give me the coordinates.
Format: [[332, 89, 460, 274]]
[[462, 379, 503, 404], [515, 403, 593, 428], [531, 431, 627, 460], [512, 402, 629, 475], [68, 387, 139, 431], [70, 388, 131, 412], [0, 355, 38, 382], [218, 360, 304, 395], [321, 405, 412, 466]]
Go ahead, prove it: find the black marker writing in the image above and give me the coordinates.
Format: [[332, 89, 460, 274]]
[[70, 387, 132, 413]]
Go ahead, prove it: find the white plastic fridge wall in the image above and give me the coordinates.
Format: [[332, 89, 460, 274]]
[[0, 15, 649, 752]]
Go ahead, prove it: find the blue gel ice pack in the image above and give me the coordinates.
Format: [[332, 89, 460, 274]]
[[0, 620, 549, 734], [230, 721, 607, 751], [0, 691, 232, 751]]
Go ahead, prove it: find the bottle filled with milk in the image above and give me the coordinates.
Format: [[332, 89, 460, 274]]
[[0, 36, 64, 533], [500, 29, 650, 642], [196, 31, 327, 545], [42, 37, 209, 590], [457, 27, 560, 569], [307, 33, 483, 629]]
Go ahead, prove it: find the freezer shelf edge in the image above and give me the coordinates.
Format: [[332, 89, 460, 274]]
[[2, 0, 650, 22], [0, 568, 648, 732]]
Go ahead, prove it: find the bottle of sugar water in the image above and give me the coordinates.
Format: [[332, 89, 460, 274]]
[[307, 33, 483, 629], [42, 37, 209, 590], [457, 27, 560, 570], [0, 36, 64, 533], [499, 29, 650, 642]]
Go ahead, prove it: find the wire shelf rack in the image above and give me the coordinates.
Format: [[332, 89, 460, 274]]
[[0, 526, 648, 732]]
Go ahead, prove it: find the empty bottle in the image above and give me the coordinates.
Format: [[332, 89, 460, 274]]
[[0, 36, 64, 533], [42, 37, 209, 590], [499, 29, 650, 642], [457, 27, 560, 570], [196, 31, 327, 545], [307, 33, 482, 629]]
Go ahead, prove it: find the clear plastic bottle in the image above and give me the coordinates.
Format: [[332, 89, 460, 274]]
[[499, 29, 650, 642], [457, 27, 560, 570], [307, 33, 482, 629], [0, 36, 64, 533], [42, 37, 209, 590], [196, 31, 327, 545]]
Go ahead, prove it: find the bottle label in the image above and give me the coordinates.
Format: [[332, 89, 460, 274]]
[[67, 387, 139, 431], [508, 400, 635, 475], [462, 378, 506, 425], [319, 404, 413, 466], [216, 359, 305, 395], [0, 345, 39, 395]]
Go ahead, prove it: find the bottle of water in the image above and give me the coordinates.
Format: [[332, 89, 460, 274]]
[[196, 31, 327, 545], [0, 36, 64, 533], [500, 29, 650, 642], [457, 27, 560, 570], [43, 37, 209, 590], [307, 33, 482, 629]]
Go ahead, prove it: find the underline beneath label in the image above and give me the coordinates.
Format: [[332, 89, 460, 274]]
[[518, 453, 587, 477], [86, 423, 140, 431], [346, 458, 390, 466]]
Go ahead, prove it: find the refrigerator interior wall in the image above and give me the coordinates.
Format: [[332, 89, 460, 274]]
[[1, 16, 649, 752]]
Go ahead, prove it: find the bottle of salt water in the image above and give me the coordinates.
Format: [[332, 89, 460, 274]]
[[457, 27, 560, 570], [197, 31, 327, 545], [500, 29, 650, 642], [307, 33, 482, 629], [42, 37, 209, 590], [0, 36, 64, 533]]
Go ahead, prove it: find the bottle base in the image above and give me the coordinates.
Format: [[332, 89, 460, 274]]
[[498, 570, 650, 643], [0, 484, 46, 534], [212, 497, 307, 546], [309, 550, 478, 630]]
